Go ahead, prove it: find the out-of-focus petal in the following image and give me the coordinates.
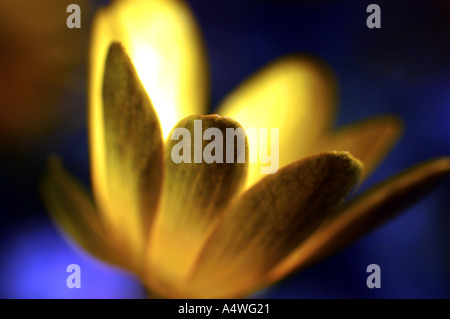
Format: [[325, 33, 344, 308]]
[[311, 116, 403, 181], [89, 0, 208, 139], [217, 56, 336, 189], [147, 115, 248, 293], [40, 157, 127, 269], [184, 152, 361, 298], [94, 43, 164, 267], [265, 157, 450, 285]]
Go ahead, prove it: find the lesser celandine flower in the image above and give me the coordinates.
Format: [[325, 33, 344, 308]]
[[41, 0, 450, 298]]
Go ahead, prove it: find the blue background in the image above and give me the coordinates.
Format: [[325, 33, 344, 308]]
[[0, 0, 449, 298]]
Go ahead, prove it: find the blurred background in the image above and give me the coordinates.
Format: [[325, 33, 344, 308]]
[[0, 0, 449, 298]]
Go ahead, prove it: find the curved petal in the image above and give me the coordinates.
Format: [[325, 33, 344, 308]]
[[92, 43, 164, 266], [89, 0, 208, 139], [311, 116, 403, 181], [265, 157, 450, 286], [40, 157, 128, 269], [183, 152, 362, 298], [216, 56, 336, 189], [146, 115, 248, 293]]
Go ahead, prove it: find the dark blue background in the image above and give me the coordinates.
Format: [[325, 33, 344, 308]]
[[1, 0, 449, 298]]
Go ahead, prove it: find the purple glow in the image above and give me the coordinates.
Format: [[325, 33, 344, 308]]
[[0, 220, 145, 299]]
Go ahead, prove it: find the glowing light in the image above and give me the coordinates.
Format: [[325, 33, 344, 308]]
[[88, 0, 208, 254], [90, 0, 207, 139], [0, 222, 143, 298]]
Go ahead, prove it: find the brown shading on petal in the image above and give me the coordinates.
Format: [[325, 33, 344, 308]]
[[265, 157, 450, 286], [89, 0, 208, 138], [183, 152, 362, 298], [147, 115, 248, 292], [98, 43, 163, 266]]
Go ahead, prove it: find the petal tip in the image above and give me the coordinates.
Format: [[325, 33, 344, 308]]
[[105, 41, 130, 66], [383, 114, 404, 140], [428, 156, 450, 176], [329, 150, 364, 175]]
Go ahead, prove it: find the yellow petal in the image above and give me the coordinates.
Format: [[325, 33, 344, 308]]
[[312, 116, 403, 181], [94, 43, 164, 266], [40, 157, 127, 269], [184, 152, 362, 298], [89, 0, 207, 258], [89, 0, 207, 139], [217, 56, 336, 189], [147, 115, 248, 293], [265, 157, 450, 286]]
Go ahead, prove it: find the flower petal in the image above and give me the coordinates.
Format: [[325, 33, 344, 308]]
[[184, 152, 362, 298], [93, 43, 164, 265], [265, 157, 450, 286], [41, 157, 127, 269], [147, 115, 248, 292], [217, 56, 336, 189], [89, 0, 208, 138], [312, 116, 403, 181]]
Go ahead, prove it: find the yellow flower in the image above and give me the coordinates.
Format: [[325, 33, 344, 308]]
[[41, 0, 450, 298]]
